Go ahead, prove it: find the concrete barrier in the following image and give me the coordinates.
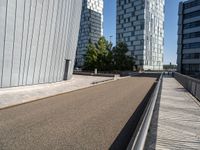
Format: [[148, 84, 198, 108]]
[[73, 71, 120, 77]]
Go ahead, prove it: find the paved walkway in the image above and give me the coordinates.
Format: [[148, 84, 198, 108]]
[[0, 77, 156, 150], [145, 76, 200, 150], [0, 75, 113, 109]]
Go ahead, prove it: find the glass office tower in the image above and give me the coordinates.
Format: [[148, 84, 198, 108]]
[[76, 0, 103, 67], [177, 0, 200, 75], [116, 0, 164, 70]]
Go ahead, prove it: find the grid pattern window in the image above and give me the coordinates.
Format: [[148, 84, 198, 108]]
[[184, 0, 200, 9], [76, 0, 103, 67], [177, 0, 200, 75], [116, 0, 164, 70], [183, 32, 200, 39], [183, 42, 200, 49], [183, 53, 200, 59], [183, 21, 200, 29], [184, 10, 200, 19]]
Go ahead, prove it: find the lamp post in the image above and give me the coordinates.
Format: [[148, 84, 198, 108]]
[[109, 35, 113, 43]]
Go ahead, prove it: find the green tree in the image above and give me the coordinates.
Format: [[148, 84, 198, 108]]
[[84, 41, 98, 70], [84, 37, 112, 71], [112, 42, 135, 71], [95, 37, 112, 71]]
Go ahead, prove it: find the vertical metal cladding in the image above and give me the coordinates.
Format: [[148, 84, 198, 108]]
[[0, 0, 82, 88]]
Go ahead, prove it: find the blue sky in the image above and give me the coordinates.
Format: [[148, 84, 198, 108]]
[[103, 0, 185, 65]]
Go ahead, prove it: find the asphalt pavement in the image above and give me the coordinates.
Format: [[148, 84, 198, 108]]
[[0, 77, 156, 150]]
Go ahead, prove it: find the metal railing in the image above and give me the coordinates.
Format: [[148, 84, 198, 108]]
[[174, 72, 200, 101], [127, 73, 163, 150]]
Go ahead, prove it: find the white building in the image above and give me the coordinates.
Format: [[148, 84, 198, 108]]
[[116, 0, 165, 70], [76, 0, 103, 67], [0, 0, 82, 88]]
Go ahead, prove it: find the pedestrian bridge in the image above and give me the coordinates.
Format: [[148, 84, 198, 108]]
[[129, 73, 200, 150]]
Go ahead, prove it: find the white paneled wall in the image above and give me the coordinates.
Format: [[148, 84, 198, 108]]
[[0, 0, 82, 88]]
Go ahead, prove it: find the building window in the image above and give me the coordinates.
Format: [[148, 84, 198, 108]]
[[183, 42, 200, 49], [183, 32, 200, 39], [184, 0, 200, 9], [184, 10, 200, 19], [183, 53, 200, 59], [183, 21, 200, 29]]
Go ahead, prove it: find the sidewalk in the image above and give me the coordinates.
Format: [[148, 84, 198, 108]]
[[0, 75, 113, 109], [145, 76, 200, 149]]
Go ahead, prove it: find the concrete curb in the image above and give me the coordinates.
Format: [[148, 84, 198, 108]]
[[0, 76, 130, 110]]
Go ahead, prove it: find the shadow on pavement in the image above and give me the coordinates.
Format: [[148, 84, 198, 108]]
[[133, 73, 161, 79], [109, 80, 158, 150], [144, 77, 163, 150]]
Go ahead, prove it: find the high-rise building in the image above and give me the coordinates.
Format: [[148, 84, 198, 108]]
[[177, 0, 200, 75], [76, 0, 103, 67], [116, 0, 164, 70], [0, 0, 82, 88]]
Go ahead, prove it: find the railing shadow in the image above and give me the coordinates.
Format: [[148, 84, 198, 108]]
[[143, 76, 163, 150], [132, 73, 161, 79], [109, 81, 157, 150]]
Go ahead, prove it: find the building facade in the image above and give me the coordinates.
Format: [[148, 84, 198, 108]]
[[116, 0, 164, 70], [177, 0, 200, 75], [76, 0, 103, 67], [0, 0, 82, 88]]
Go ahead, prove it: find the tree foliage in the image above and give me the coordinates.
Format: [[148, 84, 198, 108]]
[[83, 37, 135, 71], [112, 42, 135, 71], [84, 41, 98, 70], [95, 37, 111, 71]]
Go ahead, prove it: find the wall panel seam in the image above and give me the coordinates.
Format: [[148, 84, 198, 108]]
[[18, 0, 27, 85], [22, 0, 32, 85], [43, 0, 55, 82], [26, 0, 38, 84], [48, 0, 60, 82], [32, 0, 44, 84], [1, 0, 9, 87], [10, 0, 18, 86], [38, 0, 50, 83]]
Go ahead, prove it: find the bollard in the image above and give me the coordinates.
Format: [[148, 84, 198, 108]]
[[94, 68, 98, 75], [113, 75, 118, 80]]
